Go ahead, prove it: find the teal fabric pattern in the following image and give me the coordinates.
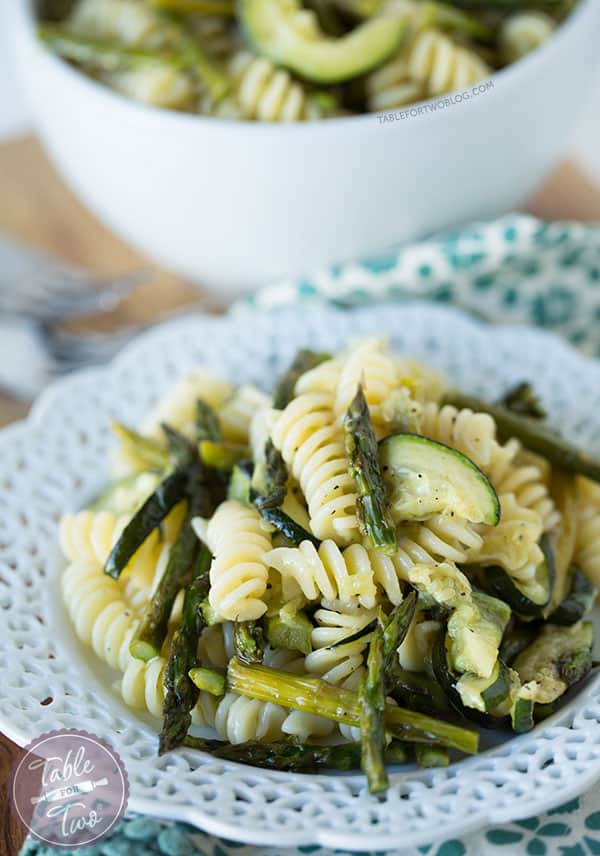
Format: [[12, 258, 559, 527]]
[[19, 213, 600, 856]]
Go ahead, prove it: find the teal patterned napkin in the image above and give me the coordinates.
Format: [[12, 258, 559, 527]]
[[19, 213, 600, 856]]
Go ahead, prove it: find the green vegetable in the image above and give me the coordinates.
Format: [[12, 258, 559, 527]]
[[443, 390, 600, 484], [39, 25, 182, 70], [447, 592, 511, 679], [199, 441, 251, 470], [513, 622, 594, 705], [548, 568, 598, 626], [227, 658, 480, 754], [258, 506, 320, 547], [345, 386, 397, 554], [359, 616, 389, 794], [111, 423, 169, 470], [500, 620, 539, 666], [444, 0, 568, 9], [195, 399, 223, 443], [150, 0, 235, 14], [183, 737, 408, 772], [105, 470, 188, 579], [478, 535, 554, 619], [159, 544, 211, 754], [227, 461, 254, 504], [380, 433, 500, 526], [130, 511, 199, 661], [386, 666, 450, 716], [239, 0, 408, 84], [500, 382, 546, 420], [273, 349, 331, 410], [233, 621, 265, 664], [543, 471, 579, 617], [188, 667, 227, 696], [252, 440, 288, 510], [382, 591, 417, 681], [414, 744, 450, 768], [266, 611, 313, 655], [421, 2, 494, 41], [431, 630, 513, 729]]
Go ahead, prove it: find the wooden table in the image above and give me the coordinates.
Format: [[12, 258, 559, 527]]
[[1, 135, 599, 855]]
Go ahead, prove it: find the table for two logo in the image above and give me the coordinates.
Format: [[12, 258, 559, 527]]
[[11, 730, 129, 849]]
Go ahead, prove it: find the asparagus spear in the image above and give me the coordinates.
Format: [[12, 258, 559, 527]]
[[344, 385, 397, 554], [359, 616, 388, 794], [415, 745, 450, 768], [105, 469, 188, 579], [421, 2, 494, 41], [195, 399, 223, 443], [273, 349, 332, 411], [382, 591, 417, 686], [112, 423, 170, 470], [149, 0, 235, 15], [233, 621, 265, 664], [499, 382, 546, 420], [183, 737, 408, 772], [257, 507, 321, 547], [159, 544, 211, 754], [188, 666, 226, 696], [227, 659, 479, 754], [199, 441, 251, 471], [252, 440, 288, 510], [443, 390, 600, 483], [129, 511, 200, 661], [39, 25, 188, 71]]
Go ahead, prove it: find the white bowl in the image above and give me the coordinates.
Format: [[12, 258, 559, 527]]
[[10, 0, 600, 298]]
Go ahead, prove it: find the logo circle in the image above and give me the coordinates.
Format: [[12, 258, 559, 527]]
[[10, 729, 129, 849]]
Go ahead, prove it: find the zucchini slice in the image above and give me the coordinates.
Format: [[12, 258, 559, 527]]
[[479, 535, 554, 618], [239, 0, 408, 84], [447, 591, 511, 679], [379, 434, 500, 525], [431, 629, 514, 729], [548, 568, 598, 626], [512, 622, 594, 705]]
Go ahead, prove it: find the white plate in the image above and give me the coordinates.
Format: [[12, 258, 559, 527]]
[[2, 302, 600, 852]]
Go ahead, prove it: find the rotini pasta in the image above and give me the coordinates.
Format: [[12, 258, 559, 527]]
[[204, 500, 272, 621], [67, 0, 168, 47], [103, 66, 196, 109], [271, 393, 359, 544], [228, 51, 321, 122], [500, 11, 556, 63], [57, 338, 595, 784], [407, 28, 491, 96]]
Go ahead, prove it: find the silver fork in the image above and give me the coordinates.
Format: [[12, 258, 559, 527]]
[[0, 232, 148, 321]]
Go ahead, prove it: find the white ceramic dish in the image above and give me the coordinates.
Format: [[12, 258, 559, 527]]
[[9, 2, 600, 297], [1, 302, 600, 852]]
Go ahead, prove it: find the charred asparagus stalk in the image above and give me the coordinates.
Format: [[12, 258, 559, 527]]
[[382, 591, 417, 687], [111, 423, 169, 470], [129, 511, 200, 661], [227, 659, 479, 754], [273, 349, 331, 410], [105, 470, 188, 579], [183, 737, 408, 772], [149, 0, 235, 15], [499, 382, 546, 420], [359, 616, 388, 794], [159, 544, 211, 754], [233, 621, 265, 664], [345, 385, 397, 554], [252, 440, 288, 510], [443, 390, 600, 483], [195, 399, 223, 443], [415, 744, 450, 768], [199, 441, 251, 471]]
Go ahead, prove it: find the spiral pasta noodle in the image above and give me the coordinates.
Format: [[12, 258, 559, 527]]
[[218, 385, 272, 444], [62, 561, 138, 672], [142, 369, 233, 440], [204, 501, 272, 621], [271, 393, 358, 544], [103, 67, 196, 109], [67, 0, 168, 47], [496, 460, 560, 533], [228, 51, 321, 122], [407, 28, 491, 96], [500, 12, 556, 63], [366, 55, 426, 112], [575, 478, 600, 586], [305, 603, 376, 684]]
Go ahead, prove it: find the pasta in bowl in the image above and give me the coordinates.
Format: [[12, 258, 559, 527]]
[[57, 333, 599, 793], [37, 0, 576, 121]]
